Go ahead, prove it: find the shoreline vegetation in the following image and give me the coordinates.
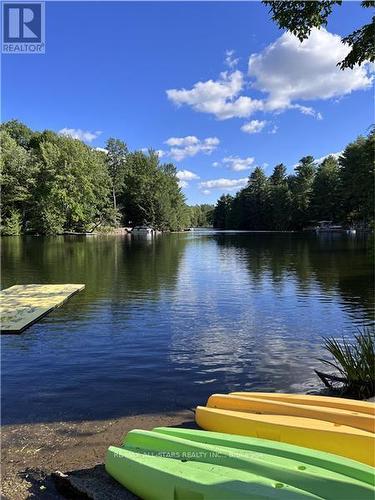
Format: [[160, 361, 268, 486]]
[[318, 328, 375, 400], [212, 129, 374, 232], [0, 120, 214, 236], [1, 120, 373, 237]]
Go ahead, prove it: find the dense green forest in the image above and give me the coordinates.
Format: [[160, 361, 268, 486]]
[[1, 120, 373, 234], [0, 120, 203, 235], [213, 130, 374, 231], [187, 204, 214, 228]]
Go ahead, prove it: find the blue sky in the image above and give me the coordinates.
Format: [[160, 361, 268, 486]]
[[2, 1, 373, 204]]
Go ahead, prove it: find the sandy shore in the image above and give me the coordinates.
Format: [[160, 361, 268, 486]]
[[4, 395, 373, 498], [2, 409, 195, 499]]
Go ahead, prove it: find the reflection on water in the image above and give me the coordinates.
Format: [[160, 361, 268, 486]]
[[1, 232, 373, 424]]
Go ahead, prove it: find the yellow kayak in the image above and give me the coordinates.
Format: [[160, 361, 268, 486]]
[[207, 394, 375, 433], [195, 406, 375, 466], [231, 392, 375, 416]]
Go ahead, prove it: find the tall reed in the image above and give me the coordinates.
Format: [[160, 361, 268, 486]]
[[319, 328, 375, 399]]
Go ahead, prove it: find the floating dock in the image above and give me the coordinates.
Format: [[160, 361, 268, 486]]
[[0, 284, 85, 333]]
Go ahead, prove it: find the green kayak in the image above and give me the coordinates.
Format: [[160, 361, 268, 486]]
[[105, 427, 375, 499]]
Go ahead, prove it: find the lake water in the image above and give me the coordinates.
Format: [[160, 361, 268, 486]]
[[1, 231, 374, 425]]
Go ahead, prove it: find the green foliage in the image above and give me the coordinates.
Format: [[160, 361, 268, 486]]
[[263, 1, 374, 69], [291, 156, 317, 229], [213, 195, 234, 229], [98, 206, 122, 229], [0, 119, 34, 148], [31, 201, 66, 235], [212, 131, 374, 231], [121, 152, 188, 231], [341, 15, 375, 69], [310, 156, 341, 221], [29, 133, 112, 234], [0, 130, 37, 220], [188, 204, 214, 227], [319, 328, 375, 399], [269, 164, 293, 230], [0, 121, 191, 234], [105, 138, 128, 211], [214, 169, 272, 231], [264, 1, 340, 40], [1, 210, 22, 235], [340, 131, 375, 227], [3, 120, 372, 236], [242, 167, 270, 229]]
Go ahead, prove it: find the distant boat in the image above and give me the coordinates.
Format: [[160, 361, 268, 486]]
[[316, 221, 344, 233], [304, 221, 346, 233], [303, 221, 363, 234]]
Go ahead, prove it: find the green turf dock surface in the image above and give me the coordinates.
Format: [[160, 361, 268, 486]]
[[0, 284, 85, 333]]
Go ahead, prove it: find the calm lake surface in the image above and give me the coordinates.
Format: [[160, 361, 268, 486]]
[[1, 231, 374, 425]]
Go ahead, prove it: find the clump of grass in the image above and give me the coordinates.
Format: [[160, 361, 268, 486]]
[[318, 328, 375, 400]]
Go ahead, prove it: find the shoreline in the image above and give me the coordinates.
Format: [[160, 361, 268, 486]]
[[3, 394, 374, 498], [2, 409, 195, 499]]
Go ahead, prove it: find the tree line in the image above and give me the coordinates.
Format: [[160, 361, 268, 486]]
[[187, 204, 214, 228], [0, 120, 202, 235], [1, 120, 372, 235], [213, 130, 374, 231]]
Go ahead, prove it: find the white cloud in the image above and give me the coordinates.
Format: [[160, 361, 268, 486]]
[[269, 124, 278, 134], [241, 119, 267, 134], [165, 136, 198, 147], [315, 151, 343, 164], [202, 189, 211, 195], [199, 177, 248, 191], [225, 49, 239, 69], [249, 28, 373, 114], [222, 156, 255, 172], [141, 147, 166, 158], [212, 161, 220, 167], [165, 136, 219, 161], [290, 104, 323, 120], [167, 70, 263, 120], [95, 147, 107, 153], [290, 150, 343, 170], [59, 128, 102, 143], [176, 169, 200, 189], [167, 28, 372, 127], [156, 149, 166, 158], [176, 169, 200, 181]]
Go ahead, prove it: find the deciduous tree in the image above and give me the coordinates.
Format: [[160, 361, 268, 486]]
[[263, 1, 375, 68]]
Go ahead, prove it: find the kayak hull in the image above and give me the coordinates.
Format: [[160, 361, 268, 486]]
[[195, 406, 375, 466], [105, 427, 375, 500], [230, 392, 375, 416], [207, 393, 375, 433]]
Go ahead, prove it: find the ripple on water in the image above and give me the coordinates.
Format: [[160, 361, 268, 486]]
[[1, 232, 373, 424]]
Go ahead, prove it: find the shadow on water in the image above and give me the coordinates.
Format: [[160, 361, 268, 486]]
[[1, 232, 374, 425], [214, 232, 374, 319]]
